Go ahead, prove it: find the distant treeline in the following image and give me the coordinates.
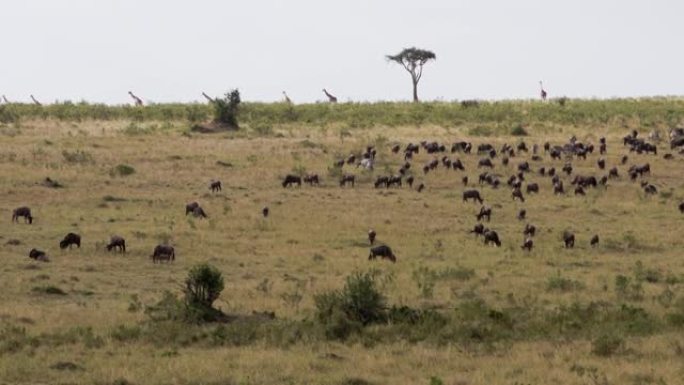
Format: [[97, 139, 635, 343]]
[[1, 98, 683, 130]]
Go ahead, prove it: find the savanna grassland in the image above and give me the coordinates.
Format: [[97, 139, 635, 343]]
[[1, 100, 684, 385]]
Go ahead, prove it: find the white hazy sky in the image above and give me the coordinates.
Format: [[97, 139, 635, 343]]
[[3, 0, 683, 104]]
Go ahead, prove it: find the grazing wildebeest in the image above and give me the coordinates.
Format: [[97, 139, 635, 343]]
[[642, 183, 658, 195], [185, 202, 200, 215], [282, 174, 302, 188], [574, 186, 585, 196], [192, 206, 208, 218], [608, 167, 619, 179], [470, 223, 485, 237], [518, 161, 530, 173], [517, 141, 528, 153], [531, 155, 542, 162], [368, 230, 376, 245], [417, 183, 425, 193], [597, 158, 605, 170], [152, 245, 175, 263], [478, 158, 494, 168], [406, 176, 415, 187], [303, 174, 320, 186], [553, 181, 565, 195], [452, 159, 465, 171], [599, 143, 607, 155], [524, 223, 536, 237], [630, 163, 650, 176], [521, 238, 533, 251], [563, 231, 575, 248], [477, 143, 494, 154], [462, 176, 469, 186], [451, 141, 471, 153], [463, 189, 483, 204], [517, 209, 526, 221], [590, 235, 599, 247], [29, 248, 49, 262], [334, 159, 345, 168], [387, 175, 402, 188], [59, 233, 81, 249], [368, 245, 396, 262], [262, 207, 269, 217], [543, 142, 551, 153], [538, 167, 546, 176], [339, 175, 355, 187], [488, 149, 497, 159], [346, 154, 356, 165], [599, 176, 608, 187], [391, 144, 401, 153], [106, 235, 126, 253], [502, 156, 509, 166], [209, 180, 222, 192], [374, 176, 389, 188], [483, 230, 501, 247], [572, 175, 597, 188], [562, 163, 573, 175], [550, 149, 562, 160], [512, 187, 525, 202], [526, 183, 539, 194], [621, 155, 629, 165], [548, 167, 556, 177], [671, 136, 684, 149], [664, 153, 674, 160], [476, 206, 492, 222], [12, 207, 33, 224]]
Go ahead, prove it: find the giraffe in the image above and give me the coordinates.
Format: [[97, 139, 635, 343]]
[[322, 88, 338, 103], [282, 91, 292, 104], [539, 81, 547, 101], [30, 95, 42, 106], [201, 92, 215, 103], [1, 95, 8, 104], [128, 91, 143, 106]]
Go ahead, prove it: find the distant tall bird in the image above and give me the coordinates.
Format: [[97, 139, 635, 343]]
[[30, 95, 42, 106], [322, 88, 338, 103], [201, 92, 215, 103], [128, 91, 143, 106], [539, 81, 547, 101], [282, 91, 292, 104]]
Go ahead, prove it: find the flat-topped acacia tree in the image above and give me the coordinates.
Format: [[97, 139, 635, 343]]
[[386, 47, 436, 102]]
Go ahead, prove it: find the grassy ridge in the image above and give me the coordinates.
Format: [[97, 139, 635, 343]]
[[2, 98, 684, 131]]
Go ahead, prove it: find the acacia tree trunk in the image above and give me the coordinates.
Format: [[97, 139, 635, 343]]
[[412, 79, 419, 102]]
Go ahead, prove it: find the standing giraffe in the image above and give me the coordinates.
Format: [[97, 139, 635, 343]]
[[128, 91, 143, 106], [322, 88, 338, 103], [201, 92, 215, 103], [539, 81, 547, 101], [30, 95, 42, 106], [1, 95, 8, 104], [282, 91, 292, 104]]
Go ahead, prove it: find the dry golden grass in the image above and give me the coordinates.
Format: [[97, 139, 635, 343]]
[[0, 119, 683, 384]]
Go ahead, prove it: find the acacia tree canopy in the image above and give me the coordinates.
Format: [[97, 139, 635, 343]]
[[386, 47, 436, 102]]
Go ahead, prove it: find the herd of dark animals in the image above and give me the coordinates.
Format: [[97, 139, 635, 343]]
[[10, 128, 684, 264]]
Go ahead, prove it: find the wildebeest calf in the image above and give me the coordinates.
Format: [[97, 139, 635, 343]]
[[106, 235, 126, 253], [59, 233, 81, 249], [521, 238, 533, 251], [517, 209, 526, 221], [563, 231, 575, 248], [523, 223, 536, 237], [210, 180, 222, 192], [368, 229, 376, 245], [303, 174, 320, 186], [29, 248, 49, 262], [679, 202, 684, 213], [12, 206, 33, 224], [512, 188, 525, 202], [368, 245, 396, 263], [470, 223, 485, 237], [152, 245, 175, 263], [476, 206, 492, 222]]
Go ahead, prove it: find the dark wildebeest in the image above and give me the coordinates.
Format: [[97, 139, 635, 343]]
[[512, 187, 525, 202], [483, 230, 501, 247], [478, 158, 494, 168], [210, 180, 222, 192], [346, 154, 356, 165], [502, 156, 509, 166], [463, 189, 484, 204], [192, 206, 208, 218], [470, 223, 486, 237], [106, 235, 126, 253], [12, 207, 33, 224], [374, 176, 389, 188], [59, 233, 81, 249], [550, 149, 562, 160], [406, 176, 415, 188], [597, 158, 605, 170], [548, 167, 556, 177], [517, 209, 526, 221], [599, 176, 608, 187], [334, 159, 345, 168], [531, 155, 542, 162], [282, 174, 302, 188], [572, 175, 597, 188], [590, 235, 599, 247], [339, 175, 355, 187], [574, 186, 585, 196], [185, 202, 200, 215], [368, 245, 396, 263], [452, 159, 465, 171], [671, 136, 684, 149], [642, 183, 658, 195], [152, 245, 175, 263], [664, 153, 674, 160], [538, 167, 546, 176], [477, 143, 494, 154], [543, 141, 551, 153], [391, 144, 401, 153], [563, 231, 575, 248], [524, 223, 536, 237], [368, 230, 376, 245], [608, 167, 619, 179], [462, 176, 469, 186], [303, 174, 320, 186], [629, 163, 650, 176], [488, 149, 497, 159], [621, 155, 629, 165], [29, 248, 49, 262], [451, 141, 471, 153], [417, 183, 425, 193], [517, 141, 528, 153], [526, 183, 539, 194], [262, 207, 269, 217], [599, 143, 607, 155], [554, 181, 565, 195], [387, 175, 402, 188], [562, 163, 573, 175], [521, 238, 533, 251], [518, 161, 530, 173], [679, 202, 684, 213], [476, 206, 492, 222]]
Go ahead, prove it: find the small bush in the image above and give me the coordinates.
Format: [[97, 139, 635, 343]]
[[185, 263, 225, 309], [32, 286, 67, 295], [110, 164, 136, 177], [213, 89, 241, 128], [510, 124, 528, 136], [62, 149, 94, 164], [547, 273, 585, 292], [591, 333, 624, 356]]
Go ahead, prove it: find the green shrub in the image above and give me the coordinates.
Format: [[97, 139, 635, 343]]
[[510, 124, 528, 136], [110, 164, 136, 177], [591, 333, 624, 356], [546, 273, 585, 292], [185, 263, 225, 309], [213, 89, 241, 128]]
